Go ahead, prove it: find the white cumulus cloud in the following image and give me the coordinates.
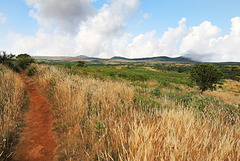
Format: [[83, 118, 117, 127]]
[[75, 0, 140, 57], [6, 0, 240, 62], [179, 21, 221, 55], [180, 17, 240, 62], [8, 31, 75, 56], [108, 18, 187, 58]]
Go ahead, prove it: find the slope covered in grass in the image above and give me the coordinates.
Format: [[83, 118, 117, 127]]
[[33, 64, 240, 160]]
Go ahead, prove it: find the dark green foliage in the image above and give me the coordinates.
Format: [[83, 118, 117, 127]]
[[190, 64, 223, 92], [154, 63, 192, 73], [0, 51, 15, 67], [0, 52, 35, 72], [151, 87, 162, 97], [0, 51, 22, 72], [217, 65, 240, 81], [64, 61, 72, 69], [16, 53, 35, 70], [11, 63, 22, 73], [76, 61, 85, 67], [27, 66, 37, 76]]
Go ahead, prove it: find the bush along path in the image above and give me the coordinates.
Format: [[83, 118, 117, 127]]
[[14, 73, 57, 161]]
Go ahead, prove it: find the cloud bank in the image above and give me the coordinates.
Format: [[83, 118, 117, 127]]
[[7, 0, 240, 62]]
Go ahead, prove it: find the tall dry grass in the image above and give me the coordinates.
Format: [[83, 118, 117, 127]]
[[204, 80, 240, 104], [35, 65, 240, 160], [0, 65, 25, 158]]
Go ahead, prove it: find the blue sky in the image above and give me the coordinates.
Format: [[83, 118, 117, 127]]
[[1, 0, 240, 61], [138, 0, 238, 35]]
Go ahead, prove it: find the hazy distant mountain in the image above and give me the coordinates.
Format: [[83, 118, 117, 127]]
[[76, 55, 89, 59], [74, 55, 196, 62], [76, 55, 101, 60], [34, 55, 196, 63], [110, 56, 195, 63]]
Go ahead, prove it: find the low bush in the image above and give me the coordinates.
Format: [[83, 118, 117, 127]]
[[27, 65, 37, 77], [16, 54, 35, 70]]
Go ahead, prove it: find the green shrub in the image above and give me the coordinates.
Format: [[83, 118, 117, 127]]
[[11, 62, 21, 73], [27, 66, 37, 76], [76, 61, 85, 67], [151, 87, 162, 97], [0, 51, 15, 66], [16, 53, 35, 70]]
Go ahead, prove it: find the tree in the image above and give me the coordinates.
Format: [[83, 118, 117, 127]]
[[0, 51, 15, 66], [16, 53, 34, 69], [76, 61, 85, 67], [64, 61, 72, 69], [190, 64, 223, 93]]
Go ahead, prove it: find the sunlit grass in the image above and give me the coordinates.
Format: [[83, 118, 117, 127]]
[[34, 64, 240, 160], [0, 65, 25, 158]]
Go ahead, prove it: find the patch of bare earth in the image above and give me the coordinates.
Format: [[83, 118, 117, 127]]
[[14, 74, 57, 161]]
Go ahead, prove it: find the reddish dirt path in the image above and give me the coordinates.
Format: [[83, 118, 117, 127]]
[[14, 74, 57, 161]]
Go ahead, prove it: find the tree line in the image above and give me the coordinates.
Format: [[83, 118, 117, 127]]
[[0, 51, 34, 72]]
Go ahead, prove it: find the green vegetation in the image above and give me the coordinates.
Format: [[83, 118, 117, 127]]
[[0, 52, 35, 72], [76, 61, 85, 67], [56, 63, 191, 86], [27, 65, 37, 76], [64, 61, 72, 69], [16, 54, 35, 70], [190, 64, 223, 92], [154, 63, 192, 73], [0, 51, 15, 66], [216, 64, 240, 81], [40, 60, 239, 85]]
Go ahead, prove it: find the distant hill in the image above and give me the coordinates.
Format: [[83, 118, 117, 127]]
[[110, 56, 195, 63], [76, 55, 101, 60], [76, 55, 89, 59], [33, 55, 240, 64], [34, 55, 195, 63]]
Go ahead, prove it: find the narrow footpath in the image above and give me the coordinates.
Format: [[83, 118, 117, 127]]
[[14, 74, 57, 161]]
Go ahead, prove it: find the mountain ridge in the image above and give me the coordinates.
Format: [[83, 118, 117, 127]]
[[33, 55, 240, 64], [75, 55, 196, 63], [110, 56, 194, 62]]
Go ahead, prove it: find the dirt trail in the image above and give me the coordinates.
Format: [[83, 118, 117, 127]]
[[14, 74, 57, 161]]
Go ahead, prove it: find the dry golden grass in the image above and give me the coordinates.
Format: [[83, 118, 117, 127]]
[[204, 90, 240, 104], [221, 80, 240, 94], [0, 65, 25, 158], [145, 80, 159, 86], [106, 110, 240, 161], [115, 65, 128, 69], [204, 80, 240, 104], [34, 65, 240, 160], [144, 66, 157, 71]]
